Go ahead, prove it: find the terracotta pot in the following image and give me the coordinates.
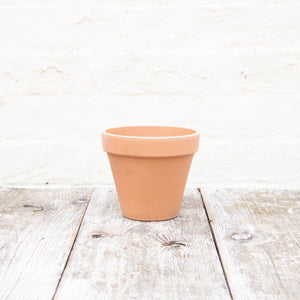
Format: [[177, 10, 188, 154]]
[[102, 126, 200, 221]]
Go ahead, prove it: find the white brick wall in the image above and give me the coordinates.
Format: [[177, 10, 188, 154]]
[[1, 0, 300, 188]]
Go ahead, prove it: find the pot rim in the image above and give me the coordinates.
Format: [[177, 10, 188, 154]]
[[103, 125, 199, 140], [102, 126, 200, 157]]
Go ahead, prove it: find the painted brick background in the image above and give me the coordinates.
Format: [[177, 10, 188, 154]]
[[0, 0, 299, 188]]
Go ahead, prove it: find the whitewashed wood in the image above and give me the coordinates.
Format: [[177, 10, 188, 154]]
[[201, 188, 300, 300], [0, 188, 94, 300], [54, 187, 230, 300]]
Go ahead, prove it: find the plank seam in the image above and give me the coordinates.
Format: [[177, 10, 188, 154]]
[[198, 188, 233, 300], [51, 189, 94, 300]]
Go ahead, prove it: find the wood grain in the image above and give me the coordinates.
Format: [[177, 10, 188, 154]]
[[0, 188, 94, 300], [54, 187, 230, 299], [201, 188, 300, 299]]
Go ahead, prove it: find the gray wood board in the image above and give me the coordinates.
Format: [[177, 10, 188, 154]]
[[201, 188, 300, 299], [0, 188, 94, 300], [55, 187, 231, 299]]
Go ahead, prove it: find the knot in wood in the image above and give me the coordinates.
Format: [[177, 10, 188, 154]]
[[23, 204, 44, 212], [91, 233, 103, 239], [78, 198, 88, 202], [72, 198, 88, 205], [91, 231, 108, 239], [230, 232, 252, 241], [164, 241, 187, 248], [154, 233, 189, 249]]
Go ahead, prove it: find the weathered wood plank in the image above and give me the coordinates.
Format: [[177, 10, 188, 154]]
[[55, 187, 230, 299], [201, 188, 300, 299], [0, 188, 94, 300]]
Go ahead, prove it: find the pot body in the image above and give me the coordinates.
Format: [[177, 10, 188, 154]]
[[102, 126, 200, 221]]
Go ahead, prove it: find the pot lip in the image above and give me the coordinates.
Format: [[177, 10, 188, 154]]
[[102, 126, 199, 140]]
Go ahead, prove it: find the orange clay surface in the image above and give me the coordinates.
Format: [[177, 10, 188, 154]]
[[102, 126, 200, 221]]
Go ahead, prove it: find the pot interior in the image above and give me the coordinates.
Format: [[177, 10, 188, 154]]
[[106, 126, 196, 138]]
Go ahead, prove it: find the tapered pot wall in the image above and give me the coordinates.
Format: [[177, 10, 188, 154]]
[[108, 153, 194, 221], [102, 126, 199, 221]]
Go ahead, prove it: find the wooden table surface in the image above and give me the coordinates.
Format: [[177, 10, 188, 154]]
[[0, 187, 299, 299]]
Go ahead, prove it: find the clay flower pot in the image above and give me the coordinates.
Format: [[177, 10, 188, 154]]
[[102, 126, 200, 221]]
